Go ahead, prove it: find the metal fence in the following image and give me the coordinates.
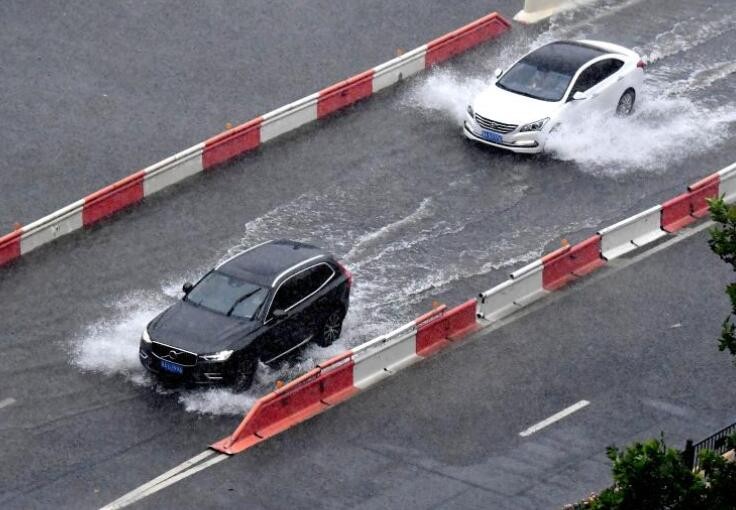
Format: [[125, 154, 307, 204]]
[[683, 420, 736, 471]]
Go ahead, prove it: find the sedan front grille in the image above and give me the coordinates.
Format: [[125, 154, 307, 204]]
[[151, 342, 197, 366], [474, 114, 517, 134]]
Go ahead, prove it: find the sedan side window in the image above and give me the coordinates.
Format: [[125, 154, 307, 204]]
[[570, 65, 601, 95], [570, 59, 625, 97]]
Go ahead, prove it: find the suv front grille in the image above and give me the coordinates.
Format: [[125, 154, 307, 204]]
[[151, 342, 197, 366], [474, 114, 517, 134]]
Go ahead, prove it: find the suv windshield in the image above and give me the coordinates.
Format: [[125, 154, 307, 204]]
[[496, 59, 575, 102], [185, 271, 267, 319]]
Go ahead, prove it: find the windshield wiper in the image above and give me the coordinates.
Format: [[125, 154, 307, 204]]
[[226, 288, 263, 317]]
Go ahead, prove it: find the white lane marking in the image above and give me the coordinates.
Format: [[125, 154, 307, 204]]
[[0, 398, 16, 409], [100, 450, 225, 510], [519, 400, 590, 437]]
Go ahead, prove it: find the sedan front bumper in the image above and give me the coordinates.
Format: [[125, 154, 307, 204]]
[[462, 121, 543, 154]]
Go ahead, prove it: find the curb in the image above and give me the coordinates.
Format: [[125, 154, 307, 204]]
[[0, 12, 511, 269]]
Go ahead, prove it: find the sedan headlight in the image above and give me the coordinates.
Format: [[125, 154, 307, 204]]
[[519, 117, 549, 132], [467, 104, 474, 118], [141, 328, 152, 344], [200, 350, 234, 362]]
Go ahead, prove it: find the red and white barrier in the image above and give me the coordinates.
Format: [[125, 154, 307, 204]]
[[0, 12, 511, 269], [477, 260, 546, 322], [211, 300, 477, 455], [597, 205, 666, 260], [717, 162, 736, 203]]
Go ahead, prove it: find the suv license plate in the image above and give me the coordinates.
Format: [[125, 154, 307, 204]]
[[160, 360, 184, 375]]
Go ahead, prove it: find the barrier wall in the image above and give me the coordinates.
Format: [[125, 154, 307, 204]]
[[597, 206, 666, 260], [514, 0, 575, 24], [211, 301, 477, 455], [0, 12, 512, 270]]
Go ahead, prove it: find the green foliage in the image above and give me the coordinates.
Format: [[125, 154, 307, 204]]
[[568, 434, 736, 509], [708, 196, 736, 364]]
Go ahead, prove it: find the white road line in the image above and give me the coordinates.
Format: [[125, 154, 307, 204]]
[[100, 450, 225, 510], [519, 400, 590, 437], [0, 397, 16, 409]]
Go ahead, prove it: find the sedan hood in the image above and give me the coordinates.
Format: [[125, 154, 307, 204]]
[[148, 300, 262, 354], [472, 83, 563, 126]]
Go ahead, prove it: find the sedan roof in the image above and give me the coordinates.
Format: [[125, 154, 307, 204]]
[[217, 239, 328, 287], [524, 41, 606, 76]]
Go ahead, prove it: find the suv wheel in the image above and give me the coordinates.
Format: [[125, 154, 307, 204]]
[[233, 355, 258, 392], [316, 310, 344, 347]]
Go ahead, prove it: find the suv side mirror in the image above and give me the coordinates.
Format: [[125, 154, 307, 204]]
[[494, 68, 503, 79], [571, 91, 588, 101], [182, 282, 194, 294], [271, 309, 288, 320]]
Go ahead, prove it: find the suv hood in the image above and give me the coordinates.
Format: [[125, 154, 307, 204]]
[[148, 300, 262, 354], [472, 83, 563, 126]]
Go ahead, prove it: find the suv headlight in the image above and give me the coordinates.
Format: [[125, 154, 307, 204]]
[[200, 350, 234, 362], [141, 328, 152, 344], [467, 104, 474, 118], [519, 118, 549, 132]]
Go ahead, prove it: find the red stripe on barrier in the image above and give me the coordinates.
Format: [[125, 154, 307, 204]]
[[82, 171, 145, 227], [661, 193, 696, 232], [317, 70, 374, 119], [425, 12, 511, 67], [416, 300, 478, 357], [0, 230, 22, 267], [202, 117, 262, 170], [688, 174, 720, 218], [542, 235, 605, 291], [212, 353, 356, 455]]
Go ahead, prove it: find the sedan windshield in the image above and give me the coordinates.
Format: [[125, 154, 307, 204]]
[[185, 271, 267, 319], [496, 59, 574, 102]]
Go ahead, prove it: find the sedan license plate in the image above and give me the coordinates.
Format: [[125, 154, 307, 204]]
[[481, 130, 503, 144], [160, 360, 184, 375]]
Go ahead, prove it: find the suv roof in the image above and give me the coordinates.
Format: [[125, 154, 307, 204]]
[[217, 239, 329, 287]]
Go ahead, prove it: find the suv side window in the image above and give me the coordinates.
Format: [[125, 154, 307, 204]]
[[270, 276, 302, 313], [269, 264, 334, 314], [302, 264, 334, 297]]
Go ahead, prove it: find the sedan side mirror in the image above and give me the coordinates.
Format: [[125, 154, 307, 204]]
[[494, 68, 503, 79], [182, 282, 194, 294], [271, 309, 288, 320], [571, 91, 588, 101]]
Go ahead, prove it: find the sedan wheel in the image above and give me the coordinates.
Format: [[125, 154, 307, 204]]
[[616, 89, 636, 116], [316, 311, 343, 347]]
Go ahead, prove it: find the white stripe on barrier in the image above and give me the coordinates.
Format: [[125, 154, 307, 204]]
[[143, 143, 205, 196], [597, 205, 666, 260], [718, 162, 736, 203], [352, 324, 420, 390], [510, 259, 542, 280], [260, 93, 320, 143], [371, 45, 427, 93], [478, 263, 546, 322], [20, 199, 85, 255]]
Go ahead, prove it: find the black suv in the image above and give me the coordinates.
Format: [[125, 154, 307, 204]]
[[139, 240, 351, 391]]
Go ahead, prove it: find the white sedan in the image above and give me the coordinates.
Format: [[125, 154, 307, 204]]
[[464, 40, 645, 154]]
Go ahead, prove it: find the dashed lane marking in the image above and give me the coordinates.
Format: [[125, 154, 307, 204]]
[[519, 400, 590, 437], [0, 398, 16, 409]]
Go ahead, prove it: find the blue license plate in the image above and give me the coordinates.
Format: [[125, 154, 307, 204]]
[[481, 130, 503, 143], [160, 360, 184, 375]]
